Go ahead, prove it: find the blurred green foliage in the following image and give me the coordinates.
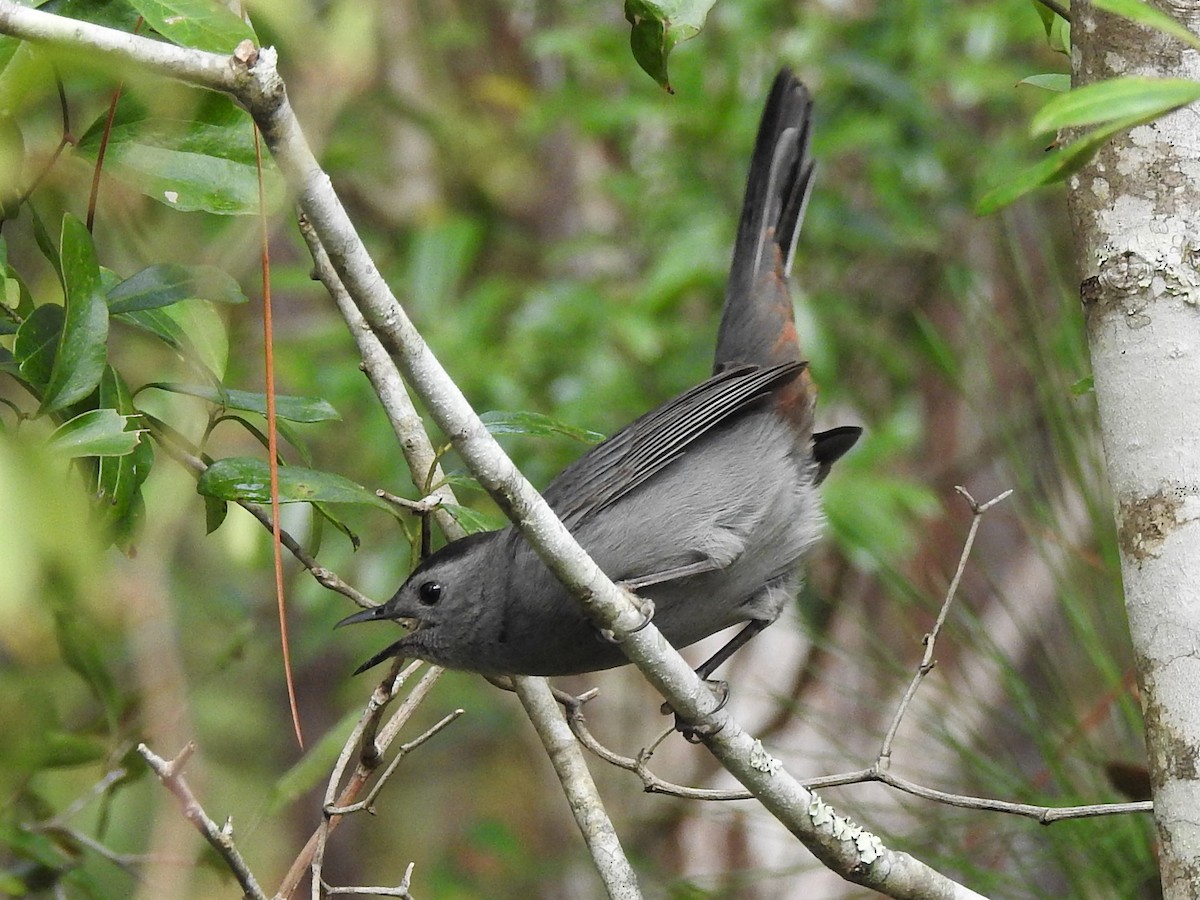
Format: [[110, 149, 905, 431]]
[[0, 0, 1158, 897]]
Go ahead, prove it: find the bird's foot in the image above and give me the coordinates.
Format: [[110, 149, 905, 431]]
[[597, 596, 655, 644], [661, 679, 730, 743]]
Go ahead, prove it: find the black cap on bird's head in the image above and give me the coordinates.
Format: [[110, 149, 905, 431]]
[[337, 531, 498, 675]]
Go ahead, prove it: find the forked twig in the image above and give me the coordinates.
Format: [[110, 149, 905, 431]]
[[138, 743, 267, 900], [878, 487, 1012, 767]]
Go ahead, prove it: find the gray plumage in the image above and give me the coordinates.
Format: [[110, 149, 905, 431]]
[[342, 69, 860, 678]]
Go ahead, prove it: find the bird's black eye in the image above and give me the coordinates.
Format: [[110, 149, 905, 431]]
[[417, 581, 443, 606]]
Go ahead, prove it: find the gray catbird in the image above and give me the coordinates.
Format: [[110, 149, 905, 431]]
[[341, 69, 861, 682]]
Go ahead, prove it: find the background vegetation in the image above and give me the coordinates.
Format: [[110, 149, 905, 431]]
[[0, 0, 1155, 896]]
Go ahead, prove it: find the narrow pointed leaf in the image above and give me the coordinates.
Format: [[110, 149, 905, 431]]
[[97, 367, 154, 548], [480, 410, 604, 444], [1031, 76, 1200, 136], [441, 502, 506, 534], [977, 113, 1153, 214], [144, 382, 339, 423], [197, 457, 394, 512], [41, 216, 108, 413], [1019, 74, 1071, 92], [107, 264, 247, 313]]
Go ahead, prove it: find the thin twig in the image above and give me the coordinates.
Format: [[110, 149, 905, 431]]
[[137, 743, 268, 900], [31, 823, 162, 870], [283, 661, 447, 900], [326, 709, 464, 815], [878, 487, 1012, 767], [870, 768, 1150, 822], [322, 862, 414, 897]]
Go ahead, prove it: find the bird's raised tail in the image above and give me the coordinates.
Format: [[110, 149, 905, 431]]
[[714, 69, 814, 374]]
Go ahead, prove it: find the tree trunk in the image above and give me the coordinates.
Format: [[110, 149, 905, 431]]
[[1067, 3, 1200, 895]]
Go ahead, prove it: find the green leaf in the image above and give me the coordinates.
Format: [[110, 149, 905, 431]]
[[116, 298, 228, 377], [144, 383, 340, 423], [203, 494, 228, 533], [624, 0, 716, 92], [1048, 13, 1070, 54], [107, 264, 247, 313], [479, 410, 604, 444], [976, 114, 1152, 215], [13, 302, 65, 389], [0, 114, 24, 220], [313, 502, 360, 550], [97, 367, 154, 547], [127, 0, 256, 53], [197, 457, 394, 511], [47, 409, 142, 458], [1093, 0, 1200, 52], [28, 203, 61, 285], [40, 216, 108, 414], [1031, 76, 1200, 136], [3, 256, 35, 321], [1019, 74, 1071, 93], [34, 731, 109, 768], [441, 502, 506, 534], [76, 95, 284, 216]]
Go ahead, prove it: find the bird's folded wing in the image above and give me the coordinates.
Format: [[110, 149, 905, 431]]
[[544, 360, 805, 527]]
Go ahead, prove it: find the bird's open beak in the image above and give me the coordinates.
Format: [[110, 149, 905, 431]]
[[337, 605, 421, 632], [351, 640, 407, 676], [337, 606, 423, 675], [336, 605, 389, 628]]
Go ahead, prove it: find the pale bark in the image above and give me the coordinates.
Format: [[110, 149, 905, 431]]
[[1067, 3, 1200, 895]]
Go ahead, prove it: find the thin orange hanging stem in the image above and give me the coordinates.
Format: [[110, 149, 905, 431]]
[[254, 123, 304, 748]]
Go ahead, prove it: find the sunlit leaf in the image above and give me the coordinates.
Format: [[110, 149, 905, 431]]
[[1031, 76, 1200, 135], [47, 408, 142, 458], [128, 0, 256, 53]]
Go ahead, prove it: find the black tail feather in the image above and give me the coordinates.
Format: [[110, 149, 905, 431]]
[[714, 69, 814, 371]]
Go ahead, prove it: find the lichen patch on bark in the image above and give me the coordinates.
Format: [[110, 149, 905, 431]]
[[1117, 487, 1188, 562]]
